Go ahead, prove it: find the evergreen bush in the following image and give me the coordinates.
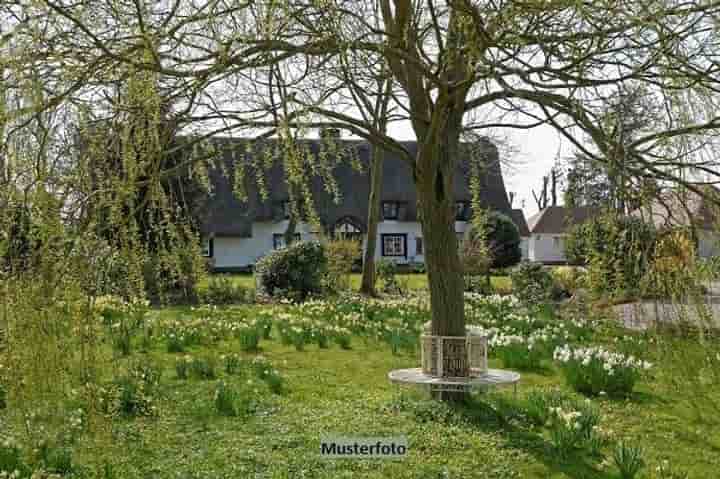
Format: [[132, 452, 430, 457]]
[[255, 241, 327, 301]]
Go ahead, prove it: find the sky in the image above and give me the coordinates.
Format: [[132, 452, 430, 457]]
[[502, 125, 566, 218]]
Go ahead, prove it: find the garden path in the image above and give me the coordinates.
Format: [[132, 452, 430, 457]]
[[613, 282, 720, 331]]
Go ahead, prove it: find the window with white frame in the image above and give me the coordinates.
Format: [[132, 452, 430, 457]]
[[415, 237, 423, 255], [553, 236, 562, 248], [201, 238, 212, 257], [382, 234, 406, 257]]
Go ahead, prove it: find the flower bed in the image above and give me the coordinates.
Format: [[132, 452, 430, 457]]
[[553, 345, 652, 396]]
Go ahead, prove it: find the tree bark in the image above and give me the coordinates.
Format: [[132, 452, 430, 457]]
[[416, 130, 466, 401], [360, 144, 384, 296]]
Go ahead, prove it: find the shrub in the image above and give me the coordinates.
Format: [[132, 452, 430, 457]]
[[0, 384, 6, 410], [255, 241, 327, 301], [614, 442, 645, 479], [551, 266, 587, 296], [142, 239, 205, 305], [510, 262, 558, 306], [202, 275, 253, 304], [325, 239, 361, 292], [484, 211, 522, 269], [642, 231, 698, 299], [554, 345, 652, 396], [460, 233, 493, 277], [565, 214, 655, 297], [463, 211, 521, 270], [375, 259, 402, 294]]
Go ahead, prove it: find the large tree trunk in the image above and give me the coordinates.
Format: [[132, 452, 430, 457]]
[[360, 145, 384, 296], [416, 131, 466, 401]]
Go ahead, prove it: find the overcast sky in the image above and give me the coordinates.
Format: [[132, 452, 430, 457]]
[[503, 125, 566, 218]]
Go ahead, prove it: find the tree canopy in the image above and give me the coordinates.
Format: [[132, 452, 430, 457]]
[[3, 0, 720, 382]]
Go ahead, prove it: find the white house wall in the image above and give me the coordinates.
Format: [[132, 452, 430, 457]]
[[210, 220, 470, 268], [212, 221, 318, 269], [698, 230, 720, 259], [519, 237, 529, 260], [528, 234, 566, 263]]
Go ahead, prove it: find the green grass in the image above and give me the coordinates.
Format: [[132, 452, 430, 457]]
[[201, 272, 512, 294], [3, 302, 719, 478]]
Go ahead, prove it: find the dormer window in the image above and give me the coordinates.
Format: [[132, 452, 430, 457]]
[[382, 201, 399, 220], [456, 201, 470, 221]]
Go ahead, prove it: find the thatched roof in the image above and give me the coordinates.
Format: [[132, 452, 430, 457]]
[[198, 137, 513, 237], [527, 206, 600, 234], [632, 186, 720, 231]]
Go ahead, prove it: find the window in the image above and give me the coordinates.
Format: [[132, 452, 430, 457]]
[[553, 236, 562, 248], [201, 238, 213, 257], [455, 201, 470, 221], [273, 233, 301, 250], [415, 237, 423, 255], [382, 201, 399, 220], [335, 219, 362, 241], [381, 234, 406, 257]]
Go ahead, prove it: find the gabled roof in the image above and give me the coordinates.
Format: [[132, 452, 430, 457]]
[[510, 209, 530, 236], [528, 206, 600, 234], [632, 186, 720, 231], [198, 137, 513, 237]]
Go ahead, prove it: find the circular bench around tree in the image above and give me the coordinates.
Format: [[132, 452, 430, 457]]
[[388, 323, 520, 395]]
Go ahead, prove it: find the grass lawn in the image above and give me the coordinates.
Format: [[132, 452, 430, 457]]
[[2, 296, 716, 479], [200, 272, 513, 294]]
